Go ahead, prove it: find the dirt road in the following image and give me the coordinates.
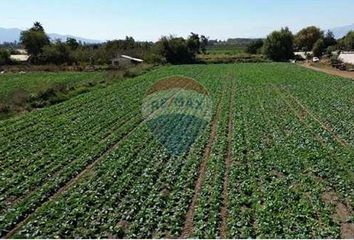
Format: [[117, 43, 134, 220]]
[[301, 63, 354, 80]]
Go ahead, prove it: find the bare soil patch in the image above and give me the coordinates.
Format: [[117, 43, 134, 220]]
[[301, 63, 354, 81], [341, 224, 354, 239], [321, 191, 354, 238]]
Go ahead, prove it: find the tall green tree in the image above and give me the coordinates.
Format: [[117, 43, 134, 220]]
[[66, 38, 79, 50], [156, 33, 204, 64], [156, 36, 195, 64], [263, 27, 294, 61], [20, 22, 50, 59], [323, 30, 337, 49], [187, 33, 201, 54], [312, 39, 325, 57], [295, 26, 323, 51], [0, 49, 10, 65], [342, 31, 354, 50], [200, 35, 208, 54]]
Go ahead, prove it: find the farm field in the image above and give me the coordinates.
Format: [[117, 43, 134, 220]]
[[205, 45, 245, 55], [0, 71, 106, 98], [0, 63, 353, 238], [0, 71, 108, 120], [199, 46, 265, 64]]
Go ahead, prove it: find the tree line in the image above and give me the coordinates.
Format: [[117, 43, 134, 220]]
[[0, 22, 208, 66], [1, 22, 354, 65], [246, 26, 354, 61]]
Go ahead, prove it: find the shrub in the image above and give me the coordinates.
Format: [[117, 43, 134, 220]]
[[41, 41, 76, 65], [330, 56, 340, 65], [246, 40, 264, 54], [0, 102, 11, 113], [0, 49, 10, 65], [155, 36, 195, 64], [155, 33, 205, 64], [10, 88, 30, 106], [326, 45, 338, 56]]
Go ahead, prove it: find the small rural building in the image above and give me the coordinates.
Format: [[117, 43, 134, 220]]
[[16, 49, 28, 55], [10, 49, 30, 63], [10, 54, 30, 62], [111, 54, 143, 67], [338, 51, 354, 65], [294, 51, 313, 60]]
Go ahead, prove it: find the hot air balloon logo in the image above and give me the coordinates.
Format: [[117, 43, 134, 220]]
[[142, 76, 212, 156]]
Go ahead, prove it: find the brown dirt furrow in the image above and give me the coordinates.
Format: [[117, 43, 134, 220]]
[[3, 80, 191, 239], [321, 191, 354, 239], [219, 78, 235, 238], [180, 88, 224, 238], [341, 224, 354, 239]]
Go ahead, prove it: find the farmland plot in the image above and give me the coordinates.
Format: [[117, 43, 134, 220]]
[[0, 72, 105, 97], [0, 63, 353, 238]]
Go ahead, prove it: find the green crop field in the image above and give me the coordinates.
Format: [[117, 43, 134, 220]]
[[199, 46, 265, 64], [0, 71, 108, 120], [0, 72, 106, 98], [0, 63, 353, 238], [206, 46, 245, 55]]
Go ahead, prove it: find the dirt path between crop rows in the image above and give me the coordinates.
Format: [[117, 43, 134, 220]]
[[219, 77, 235, 238], [3, 79, 192, 239], [300, 63, 354, 81], [180, 86, 224, 238]]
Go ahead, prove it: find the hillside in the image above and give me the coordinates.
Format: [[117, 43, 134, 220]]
[[0, 27, 101, 44], [329, 23, 354, 38]]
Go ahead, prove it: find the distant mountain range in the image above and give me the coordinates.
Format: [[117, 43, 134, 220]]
[[329, 23, 354, 38], [0, 27, 101, 44], [1, 24, 354, 44]]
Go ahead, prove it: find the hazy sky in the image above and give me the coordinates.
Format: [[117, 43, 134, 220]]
[[1, 0, 354, 41]]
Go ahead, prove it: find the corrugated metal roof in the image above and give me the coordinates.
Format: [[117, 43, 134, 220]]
[[121, 55, 144, 62], [16, 49, 28, 54], [294, 51, 312, 59]]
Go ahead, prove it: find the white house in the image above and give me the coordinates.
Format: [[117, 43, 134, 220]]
[[338, 51, 354, 65], [10, 49, 30, 63], [10, 54, 30, 62]]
